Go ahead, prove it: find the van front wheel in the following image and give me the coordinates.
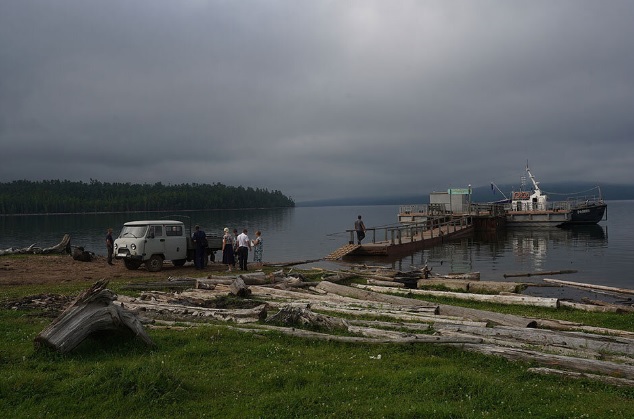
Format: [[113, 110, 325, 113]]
[[146, 255, 163, 272], [124, 260, 142, 270]]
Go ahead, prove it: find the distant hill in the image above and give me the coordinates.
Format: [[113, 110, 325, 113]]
[[296, 195, 424, 207], [297, 183, 634, 207]]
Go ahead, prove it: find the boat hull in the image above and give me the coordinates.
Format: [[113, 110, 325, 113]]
[[568, 203, 607, 225], [505, 202, 606, 226]]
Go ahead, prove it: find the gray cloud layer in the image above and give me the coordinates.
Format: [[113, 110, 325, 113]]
[[1, 1, 633, 202]]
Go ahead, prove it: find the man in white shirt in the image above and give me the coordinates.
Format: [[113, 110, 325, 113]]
[[236, 229, 251, 271]]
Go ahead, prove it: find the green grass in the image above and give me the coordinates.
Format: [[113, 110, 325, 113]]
[[1, 279, 634, 418]]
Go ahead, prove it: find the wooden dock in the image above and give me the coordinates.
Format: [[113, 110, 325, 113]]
[[326, 215, 474, 260], [324, 244, 360, 260]]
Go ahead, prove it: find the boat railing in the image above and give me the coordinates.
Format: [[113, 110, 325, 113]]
[[347, 215, 472, 245], [469, 203, 506, 216], [566, 194, 605, 207], [503, 195, 604, 212]]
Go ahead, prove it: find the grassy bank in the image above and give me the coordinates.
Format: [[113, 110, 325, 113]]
[[1, 278, 633, 418]]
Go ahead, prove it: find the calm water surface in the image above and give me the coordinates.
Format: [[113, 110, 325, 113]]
[[1, 201, 632, 289]]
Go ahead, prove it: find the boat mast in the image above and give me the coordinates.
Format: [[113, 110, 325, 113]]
[[525, 164, 541, 194]]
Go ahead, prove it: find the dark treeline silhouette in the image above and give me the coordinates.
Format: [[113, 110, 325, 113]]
[[0, 180, 295, 214]]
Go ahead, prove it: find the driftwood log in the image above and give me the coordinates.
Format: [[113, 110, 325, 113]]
[[34, 279, 154, 353], [0, 234, 72, 256], [503, 269, 577, 278], [357, 284, 560, 309], [543, 278, 634, 296], [266, 304, 349, 331], [528, 367, 634, 387]]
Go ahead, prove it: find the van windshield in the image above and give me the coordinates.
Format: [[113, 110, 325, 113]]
[[119, 225, 147, 239]]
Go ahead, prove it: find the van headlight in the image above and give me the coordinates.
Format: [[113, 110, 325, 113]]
[[114, 243, 118, 250], [131, 244, 137, 250]]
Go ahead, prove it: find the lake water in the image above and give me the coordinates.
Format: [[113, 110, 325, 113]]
[[1, 201, 632, 291]]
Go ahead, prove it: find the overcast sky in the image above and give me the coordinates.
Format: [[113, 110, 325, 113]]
[[1, 1, 633, 202]]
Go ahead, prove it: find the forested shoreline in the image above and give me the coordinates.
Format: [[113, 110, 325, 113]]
[[0, 180, 294, 214]]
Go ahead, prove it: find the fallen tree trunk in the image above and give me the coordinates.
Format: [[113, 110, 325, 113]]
[[118, 295, 267, 323], [42, 234, 72, 254], [467, 281, 525, 294], [230, 324, 483, 345], [559, 300, 628, 313], [313, 282, 534, 327], [357, 285, 560, 308], [367, 279, 405, 288], [0, 234, 71, 256], [528, 367, 634, 387], [34, 279, 154, 353], [582, 298, 634, 313], [264, 259, 322, 267], [503, 269, 577, 278], [543, 278, 634, 296], [121, 278, 199, 291], [434, 324, 634, 357], [459, 343, 634, 380], [316, 281, 439, 312], [346, 319, 431, 332], [417, 279, 470, 291], [248, 286, 441, 315]]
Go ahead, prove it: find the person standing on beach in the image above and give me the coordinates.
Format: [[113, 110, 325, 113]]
[[252, 230, 263, 267], [221, 227, 235, 272], [232, 228, 239, 269], [106, 228, 114, 265], [192, 225, 207, 270], [236, 229, 251, 271], [354, 215, 366, 245]]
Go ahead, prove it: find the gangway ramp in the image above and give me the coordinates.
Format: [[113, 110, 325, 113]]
[[325, 244, 360, 260]]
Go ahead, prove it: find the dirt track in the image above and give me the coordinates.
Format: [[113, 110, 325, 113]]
[[0, 254, 230, 286]]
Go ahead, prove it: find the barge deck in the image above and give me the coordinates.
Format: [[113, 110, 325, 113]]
[[326, 215, 475, 260]]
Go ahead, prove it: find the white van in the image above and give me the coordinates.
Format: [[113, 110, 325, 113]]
[[114, 220, 194, 272]]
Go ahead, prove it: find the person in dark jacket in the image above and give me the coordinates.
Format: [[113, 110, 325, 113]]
[[192, 225, 207, 270], [106, 228, 114, 265], [354, 215, 366, 245]]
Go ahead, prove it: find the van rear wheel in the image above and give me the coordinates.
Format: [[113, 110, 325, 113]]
[[146, 255, 163, 272], [173, 259, 186, 267]]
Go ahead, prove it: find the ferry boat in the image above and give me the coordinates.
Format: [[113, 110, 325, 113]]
[[503, 165, 607, 226]]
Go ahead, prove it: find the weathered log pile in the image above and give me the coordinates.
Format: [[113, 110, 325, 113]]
[[109, 267, 634, 387], [0, 234, 72, 256], [33, 265, 634, 385]]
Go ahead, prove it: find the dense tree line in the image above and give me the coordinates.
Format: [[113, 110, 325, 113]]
[[0, 180, 295, 214]]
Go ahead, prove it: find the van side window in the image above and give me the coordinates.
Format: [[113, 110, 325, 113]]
[[147, 226, 163, 238], [165, 225, 183, 236]]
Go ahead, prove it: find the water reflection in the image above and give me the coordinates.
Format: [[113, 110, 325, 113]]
[[344, 224, 610, 281]]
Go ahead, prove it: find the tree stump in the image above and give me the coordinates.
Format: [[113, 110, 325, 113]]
[[72, 246, 93, 262], [34, 279, 154, 353], [230, 278, 252, 297], [266, 304, 349, 331]]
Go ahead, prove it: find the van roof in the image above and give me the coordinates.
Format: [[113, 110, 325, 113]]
[[122, 220, 183, 226]]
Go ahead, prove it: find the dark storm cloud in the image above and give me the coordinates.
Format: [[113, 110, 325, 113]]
[[1, 1, 633, 202]]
